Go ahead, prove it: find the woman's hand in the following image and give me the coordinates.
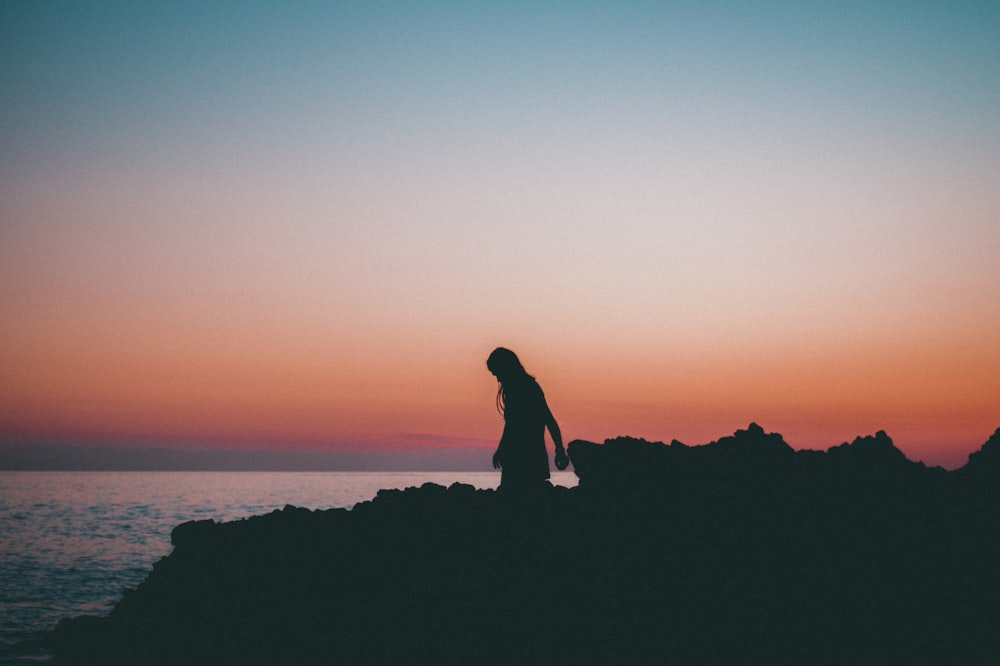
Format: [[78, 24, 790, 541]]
[[554, 449, 569, 471], [492, 450, 502, 469]]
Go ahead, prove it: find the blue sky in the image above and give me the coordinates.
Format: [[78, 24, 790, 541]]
[[2, 2, 999, 467]]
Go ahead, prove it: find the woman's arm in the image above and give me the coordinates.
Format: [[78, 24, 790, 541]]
[[544, 402, 569, 470], [493, 424, 509, 469]]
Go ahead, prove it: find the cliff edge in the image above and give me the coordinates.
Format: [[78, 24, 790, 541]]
[[49, 425, 1000, 665]]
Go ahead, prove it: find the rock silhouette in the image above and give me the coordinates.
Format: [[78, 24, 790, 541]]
[[48, 425, 1000, 665]]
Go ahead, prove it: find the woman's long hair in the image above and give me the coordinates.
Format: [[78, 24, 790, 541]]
[[486, 347, 533, 416]]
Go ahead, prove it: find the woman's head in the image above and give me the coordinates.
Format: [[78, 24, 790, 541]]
[[486, 347, 527, 382], [487, 348, 533, 416]]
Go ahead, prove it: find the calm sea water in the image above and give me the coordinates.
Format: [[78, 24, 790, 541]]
[[0, 471, 578, 664]]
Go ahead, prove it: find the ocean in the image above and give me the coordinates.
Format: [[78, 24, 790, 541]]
[[0, 470, 578, 664]]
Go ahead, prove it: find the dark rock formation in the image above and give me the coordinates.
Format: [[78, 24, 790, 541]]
[[49, 425, 1000, 665], [961, 427, 1000, 478]]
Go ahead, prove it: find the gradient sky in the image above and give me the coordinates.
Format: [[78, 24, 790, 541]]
[[2, 2, 998, 469]]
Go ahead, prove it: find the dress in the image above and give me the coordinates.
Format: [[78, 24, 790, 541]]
[[498, 376, 551, 489]]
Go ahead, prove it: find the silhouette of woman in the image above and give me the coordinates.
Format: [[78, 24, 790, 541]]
[[487, 347, 568, 490]]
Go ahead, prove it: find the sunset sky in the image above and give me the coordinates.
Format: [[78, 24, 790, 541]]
[[2, 2, 998, 469]]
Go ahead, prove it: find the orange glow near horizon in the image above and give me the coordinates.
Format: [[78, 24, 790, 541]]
[[3, 298, 998, 469]]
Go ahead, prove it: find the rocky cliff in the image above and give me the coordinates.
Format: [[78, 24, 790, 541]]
[[49, 425, 1000, 664]]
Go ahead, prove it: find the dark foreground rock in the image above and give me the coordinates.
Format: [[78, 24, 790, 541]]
[[50, 425, 1000, 665]]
